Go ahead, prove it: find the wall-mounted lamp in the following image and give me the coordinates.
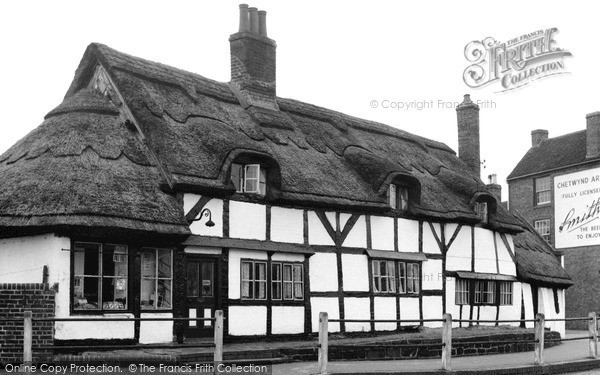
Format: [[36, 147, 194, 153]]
[[190, 208, 215, 227]]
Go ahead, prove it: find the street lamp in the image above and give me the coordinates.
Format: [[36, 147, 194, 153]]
[[190, 208, 215, 227]]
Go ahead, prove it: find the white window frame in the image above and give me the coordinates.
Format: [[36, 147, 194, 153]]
[[241, 260, 267, 300], [474, 202, 488, 223], [474, 280, 495, 305], [232, 163, 266, 195], [141, 248, 173, 310], [387, 184, 409, 210], [535, 177, 552, 205], [500, 282, 513, 305], [534, 219, 551, 242], [455, 279, 470, 305], [372, 260, 396, 294]]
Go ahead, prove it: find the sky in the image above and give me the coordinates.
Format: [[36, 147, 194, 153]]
[[0, 1, 597, 201]]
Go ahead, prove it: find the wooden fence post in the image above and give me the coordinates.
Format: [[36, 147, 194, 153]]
[[589, 312, 598, 359], [23, 311, 32, 364], [534, 313, 545, 365], [318, 312, 329, 375], [213, 310, 224, 364], [441, 313, 452, 371]]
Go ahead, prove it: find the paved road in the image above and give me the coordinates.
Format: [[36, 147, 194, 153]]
[[273, 331, 598, 374]]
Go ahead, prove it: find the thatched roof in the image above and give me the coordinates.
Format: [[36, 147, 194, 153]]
[[508, 130, 600, 180], [0, 43, 570, 287]]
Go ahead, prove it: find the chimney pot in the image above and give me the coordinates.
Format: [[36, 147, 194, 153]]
[[249, 7, 259, 34], [586, 111, 600, 158], [258, 10, 267, 37], [456, 94, 481, 178], [488, 174, 497, 184], [238, 4, 250, 32], [531, 129, 548, 147]]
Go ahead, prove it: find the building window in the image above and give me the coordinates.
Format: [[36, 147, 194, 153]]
[[241, 260, 267, 300], [474, 280, 495, 305], [500, 282, 513, 305], [534, 219, 551, 242], [73, 242, 128, 311], [406, 262, 420, 294], [372, 260, 396, 293], [474, 202, 488, 224], [455, 279, 470, 305], [535, 177, 551, 205], [141, 249, 173, 310], [232, 163, 266, 195], [271, 262, 304, 300], [387, 184, 409, 210]]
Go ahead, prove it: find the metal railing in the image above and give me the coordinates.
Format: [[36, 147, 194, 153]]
[[317, 311, 600, 373]]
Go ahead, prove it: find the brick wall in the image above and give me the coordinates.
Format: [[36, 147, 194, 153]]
[[0, 283, 55, 364]]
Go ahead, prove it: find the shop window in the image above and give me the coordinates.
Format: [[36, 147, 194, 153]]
[[232, 163, 266, 195], [535, 177, 551, 205], [141, 249, 173, 310], [73, 242, 128, 311]]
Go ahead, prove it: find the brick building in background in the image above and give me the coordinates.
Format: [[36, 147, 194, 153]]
[[508, 112, 600, 329]]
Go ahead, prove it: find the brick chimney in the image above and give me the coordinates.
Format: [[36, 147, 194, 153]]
[[586, 112, 600, 158], [486, 174, 502, 200], [531, 129, 548, 147], [229, 4, 278, 110], [456, 94, 481, 177]]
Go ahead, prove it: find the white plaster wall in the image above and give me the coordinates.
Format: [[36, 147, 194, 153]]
[[308, 211, 335, 246], [272, 306, 304, 334], [344, 298, 371, 332], [311, 297, 340, 332], [371, 216, 394, 251], [476, 306, 497, 326], [496, 233, 517, 276], [341, 214, 367, 248], [184, 195, 224, 237], [341, 254, 369, 292], [445, 226, 472, 271], [474, 228, 497, 274], [422, 222, 442, 254], [229, 201, 266, 240], [139, 312, 173, 343], [228, 306, 267, 335], [398, 219, 420, 253], [55, 314, 135, 340], [399, 297, 420, 325], [228, 249, 267, 299], [446, 276, 460, 325], [539, 287, 565, 336], [374, 297, 396, 331], [522, 283, 535, 329], [422, 259, 443, 290], [423, 296, 443, 328], [184, 246, 222, 255], [272, 253, 305, 262], [270, 207, 304, 244], [309, 253, 338, 292], [498, 282, 522, 325]]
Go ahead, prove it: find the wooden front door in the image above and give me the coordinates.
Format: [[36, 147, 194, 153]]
[[186, 257, 218, 338]]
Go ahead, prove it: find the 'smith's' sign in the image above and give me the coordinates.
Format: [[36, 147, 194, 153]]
[[554, 167, 600, 249]]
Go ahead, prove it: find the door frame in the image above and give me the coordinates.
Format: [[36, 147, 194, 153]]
[[184, 254, 221, 338]]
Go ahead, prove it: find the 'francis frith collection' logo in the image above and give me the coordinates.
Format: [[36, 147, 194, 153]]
[[463, 28, 572, 92]]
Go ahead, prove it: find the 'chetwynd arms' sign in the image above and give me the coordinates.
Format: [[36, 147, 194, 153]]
[[554, 167, 600, 249], [463, 28, 572, 92]]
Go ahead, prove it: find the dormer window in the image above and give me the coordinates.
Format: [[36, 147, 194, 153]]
[[387, 184, 409, 210], [232, 163, 266, 195], [474, 201, 488, 224]]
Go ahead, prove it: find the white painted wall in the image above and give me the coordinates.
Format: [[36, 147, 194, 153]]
[[538, 287, 565, 336], [139, 312, 173, 343], [229, 201, 266, 240], [422, 222, 442, 254], [272, 306, 305, 334], [55, 314, 135, 340], [184, 194, 224, 237], [423, 296, 443, 327], [308, 211, 335, 246], [272, 253, 305, 262], [374, 297, 396, 331], [496, 233, 517, 276], [344, 298, 371, 332], [399, 297, 420, 325], [184, 246, 222, 255], [270, 207, 304, 244], [228, 249, 267, 299], [422, 259, 443, 290], [341, 214, 367, 248], [445, 225, 472, 271], [371, 216, 394, 251], [309, 253, 338, 292], [476, 305, 497, 326], [474, 228, 497, 273], [311, 297, 340, 332], [398, 219, 420, 253], [341, 254, 369, 292], [498, 282, 522, 324], [522, 283, 535, 329], [228, 306, 267, 335]]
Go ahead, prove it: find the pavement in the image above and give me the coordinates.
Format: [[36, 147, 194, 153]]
[[271, 330, 600, 374]]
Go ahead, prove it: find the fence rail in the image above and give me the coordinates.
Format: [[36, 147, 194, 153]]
[[317, 311, 600, 373]]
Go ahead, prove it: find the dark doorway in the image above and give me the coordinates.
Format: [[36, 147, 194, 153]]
[[186, 256, 218, 338]]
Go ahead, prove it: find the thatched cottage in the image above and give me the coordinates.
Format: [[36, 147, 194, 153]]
[[0, 4, 571, 344]]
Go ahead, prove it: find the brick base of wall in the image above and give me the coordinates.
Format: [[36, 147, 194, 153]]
[[0, 283, 55, 365]]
